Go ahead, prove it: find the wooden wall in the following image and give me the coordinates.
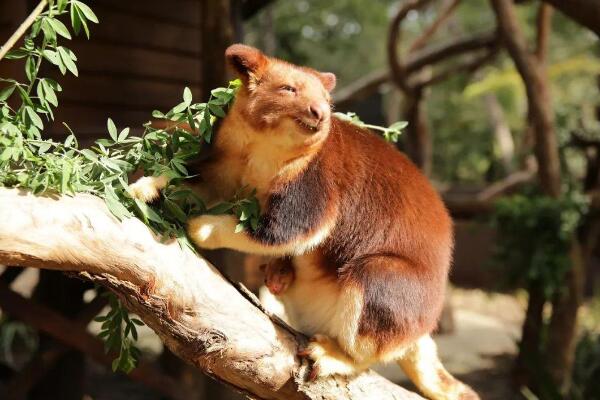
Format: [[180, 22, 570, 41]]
[[54, 0, 207, 141]]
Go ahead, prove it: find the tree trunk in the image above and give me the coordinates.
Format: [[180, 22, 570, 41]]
[[0, 188, 424, 400], [546, 241, 584, 392], [403, 92, 432, 176], [512, 282, 545, 391]]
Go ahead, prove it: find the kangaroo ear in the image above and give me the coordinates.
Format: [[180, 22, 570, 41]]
[[319, 72, 336, 92], [225, 44, 268, 83]]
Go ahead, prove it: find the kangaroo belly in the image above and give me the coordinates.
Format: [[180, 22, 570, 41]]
[[279, 253, 343, 337]]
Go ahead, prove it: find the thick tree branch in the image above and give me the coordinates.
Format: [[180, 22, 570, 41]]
[[408, 0, 460, 53], [443, 165, 537, 217], [0, 188, 423, 400], [334, 31, 497, 108]]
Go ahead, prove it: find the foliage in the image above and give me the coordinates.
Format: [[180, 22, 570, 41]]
[[246, 0, 398, 84], [0, 0, 246, 373], [94, 293, 143, 373], [0, 317, 38, 368], [569, 332, 600, 400], [491, 192, 588, 299], [524, 331, 600, 400], [334, 111, 406, 142], [251, 1, 599, 185]]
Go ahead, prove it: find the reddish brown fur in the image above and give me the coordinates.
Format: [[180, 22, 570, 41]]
[[130, 44, 475, 398]]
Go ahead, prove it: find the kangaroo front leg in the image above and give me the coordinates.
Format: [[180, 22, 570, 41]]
[[187, 214, 278, 254], [398, 335, 479, 400], [188, 212, 336, 256]]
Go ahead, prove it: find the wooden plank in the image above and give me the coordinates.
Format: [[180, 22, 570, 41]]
[[56, 75, 201, 110], [89, 5, 201, 55], [48, 104, 152, 141], [93, 0, 202, 27], [65, 41, 202, 84], [0, 0, 26, 81]]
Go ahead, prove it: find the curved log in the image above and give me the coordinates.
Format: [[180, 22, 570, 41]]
[[0, 188, 423, 400]]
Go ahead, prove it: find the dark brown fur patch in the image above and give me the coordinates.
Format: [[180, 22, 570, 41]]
[[341, 254, 445, 350], [249, 157, 330, 245]]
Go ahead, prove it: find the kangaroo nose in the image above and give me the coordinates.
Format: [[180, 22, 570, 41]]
[[309, 103, 328, 121]]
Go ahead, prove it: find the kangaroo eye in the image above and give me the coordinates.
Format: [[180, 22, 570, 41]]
[[280, 85, 297, 93]]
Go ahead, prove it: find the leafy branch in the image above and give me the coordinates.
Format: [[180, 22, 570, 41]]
[[334, 111, 407, 143]]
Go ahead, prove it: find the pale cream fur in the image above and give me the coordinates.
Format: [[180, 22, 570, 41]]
[[398, 335, 476, 400], [128, 175, 169, 203]]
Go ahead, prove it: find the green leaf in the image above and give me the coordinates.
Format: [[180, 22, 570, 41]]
[[170, 101, 188, 114], [183, 87, 192, 106], [57, 0, 68, 12], [134, 198, 162, 224], [48, 18, 72, 39], [64, 134, 76, 148], [40, 18, 57, 43], [61, 162, 72, 194], [208, 202, 234, 214], [0, 147, 14, 161], [118, 127, 130, 142], [104, 186, 132, 221], [25, 106, 43, 129], [17, 86, 34, 106], [107, 118, 118, 141], [111, 358, 120, 373], [208, 103, 226, 118], [234, 223, 245, 233], [389, 121, 408, 131], [0, 85, 15, 102], [41, 79, 58, 106], [165, 199, 187, 223], [42, 49, 61, 66], [37, 141, 52, 154], [74, 1, 99, 23], [25, 56, 36, 82], [70, 2, 82, 35], [57, 47, 78, 76], [4, 49, 28, 59]]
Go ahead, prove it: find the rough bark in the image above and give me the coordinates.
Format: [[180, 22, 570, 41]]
[[0, 188, 423, 400]]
